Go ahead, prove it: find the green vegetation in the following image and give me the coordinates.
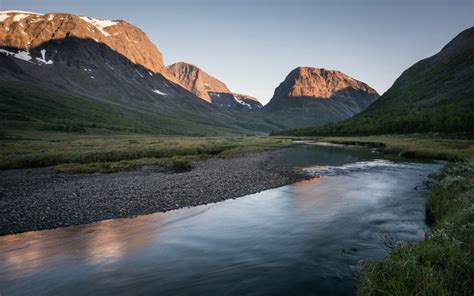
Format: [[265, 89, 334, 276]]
[[275, 31, 474, 137], [171, 156, 193, 172], [359, 160, 474, 295], [313, 135, 474, 160], [0, 130, 290, 172], [0, 81, 249, 136]]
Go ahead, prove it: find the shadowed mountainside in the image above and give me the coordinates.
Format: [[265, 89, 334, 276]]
[[276, 27, 474, 136]]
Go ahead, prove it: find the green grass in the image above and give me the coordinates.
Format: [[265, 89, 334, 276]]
[[313, 135, 474, 160], [0, 130, 290, 172], [0, 81, 250, 136], [359, 160, 474, 295]]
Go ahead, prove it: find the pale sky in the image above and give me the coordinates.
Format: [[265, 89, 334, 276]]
[[2, 0, 473, 104]]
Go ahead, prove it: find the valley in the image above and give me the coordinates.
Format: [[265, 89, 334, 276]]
[[0, 6, 473, 296]]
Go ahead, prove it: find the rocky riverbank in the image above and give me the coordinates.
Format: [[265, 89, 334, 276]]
[[0, 148, 311, 235]]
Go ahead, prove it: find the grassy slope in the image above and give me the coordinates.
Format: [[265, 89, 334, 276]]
[[0, 81, 246, 136], [276, 29, 474, 137]]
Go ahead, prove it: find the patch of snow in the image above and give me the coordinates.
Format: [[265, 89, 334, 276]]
[[235, 98, 252, 108], [202, 83, 210, 86], [135, 69, 144, 78], [12, 14, 31, 22], [0, 49, 32, 62], [79, 16, 118, 37], [148, 71, 153, 77], [0, 11, 42, 22], [47, 14, 54, 21], [35, 49, 53, 64], [152, 89, 168, 96], [0, 10, 42, 15], [90, 76, 95, 79]]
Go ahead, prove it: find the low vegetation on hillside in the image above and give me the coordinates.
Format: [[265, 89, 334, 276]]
[[0, 82, 248, 136]]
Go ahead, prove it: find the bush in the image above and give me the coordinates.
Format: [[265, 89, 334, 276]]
[[172, 157, 192, 172]]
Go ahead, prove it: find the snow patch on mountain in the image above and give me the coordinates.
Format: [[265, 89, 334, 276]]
[[152, 89, 168, 96], [0, 11, 42, 22], [79, 16, 118, 37], [35, 49, 53, 64], [235, 98, 252, 108], [0, 49, 32, 62]]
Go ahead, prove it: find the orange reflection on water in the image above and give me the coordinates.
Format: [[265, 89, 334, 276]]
[[292, 176, 331, 214], [0, 213, 161, 279]]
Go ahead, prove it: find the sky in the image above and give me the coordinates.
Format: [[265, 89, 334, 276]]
[[2, 0, 473, 104]]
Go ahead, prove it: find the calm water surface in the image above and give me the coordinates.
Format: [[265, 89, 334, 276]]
[[0, 145, 442, 295]]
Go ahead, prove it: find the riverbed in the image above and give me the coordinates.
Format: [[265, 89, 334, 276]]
[[0, 144, 442, 295]]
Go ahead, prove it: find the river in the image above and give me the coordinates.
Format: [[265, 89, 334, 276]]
[[0, 144, 442, 295]]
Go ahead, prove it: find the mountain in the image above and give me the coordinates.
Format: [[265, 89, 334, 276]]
[[254, 67, 379, 129], [277, 27, 474, 136], [0, 11, 259, 135], [168, 62, 263, 111], [0, 10, 178, 83], [0, 10, 380, 135]]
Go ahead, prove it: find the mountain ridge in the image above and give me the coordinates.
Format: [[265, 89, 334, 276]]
[[168, 62, 263, 111]]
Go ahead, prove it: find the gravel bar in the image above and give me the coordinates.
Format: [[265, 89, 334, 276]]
[[0, 148, 311, 235]]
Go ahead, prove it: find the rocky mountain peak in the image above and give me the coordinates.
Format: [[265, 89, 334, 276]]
[[279, 67, 378, 99], [0, 10, 179, 83]]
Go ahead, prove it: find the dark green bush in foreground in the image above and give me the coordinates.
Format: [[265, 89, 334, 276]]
[[359, 160, 474, 295]]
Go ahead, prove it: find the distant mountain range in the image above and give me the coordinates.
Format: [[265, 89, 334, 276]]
[[0, 10, 423, 135], [279, 27, 474, 136]]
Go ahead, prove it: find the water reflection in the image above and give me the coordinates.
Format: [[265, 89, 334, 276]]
[[0, 214, 159, 278], [0, 149, 443, 296]]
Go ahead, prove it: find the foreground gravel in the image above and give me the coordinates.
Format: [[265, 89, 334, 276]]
[[0, 148, 311, 235]]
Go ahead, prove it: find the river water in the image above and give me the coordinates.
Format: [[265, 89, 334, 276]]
[[0, 144, 442, 295]]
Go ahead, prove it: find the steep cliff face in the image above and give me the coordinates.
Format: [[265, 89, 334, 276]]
[[168, 62, 263, 111], [0, 10, 178, 83]]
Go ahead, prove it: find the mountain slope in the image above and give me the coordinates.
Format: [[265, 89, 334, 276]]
[[0, 11, 259, 135], [0, 10, 178, 82], [250, 67, 379, 130], [0, 81, 246, 136], [168, 62, 263, 111], [278, 27, 474, 136]]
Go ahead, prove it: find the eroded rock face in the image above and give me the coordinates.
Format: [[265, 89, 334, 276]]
[[168, 62, 263, 111], [0, 10, 177, 82], [273, 67, 378, 100], [266, 67, 379, 112]]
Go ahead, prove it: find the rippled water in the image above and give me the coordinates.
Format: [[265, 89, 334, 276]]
[[0, 145, 442, 295]]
